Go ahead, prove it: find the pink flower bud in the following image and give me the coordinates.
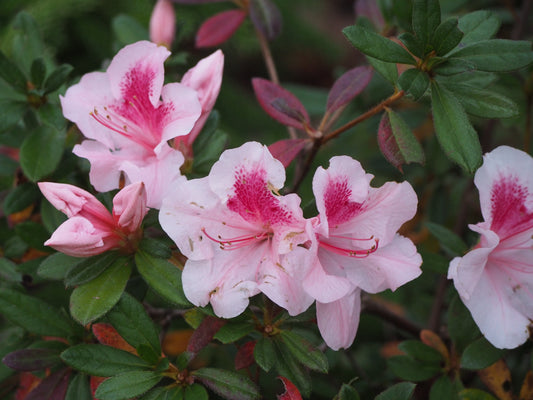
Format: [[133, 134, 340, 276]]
[[150, 0, 176, 48]]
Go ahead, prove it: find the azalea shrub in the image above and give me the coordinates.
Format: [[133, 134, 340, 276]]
[[1, 0, 533, 399]]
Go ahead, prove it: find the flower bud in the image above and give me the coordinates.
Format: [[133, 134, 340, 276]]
[[150, 0, 176, 48]]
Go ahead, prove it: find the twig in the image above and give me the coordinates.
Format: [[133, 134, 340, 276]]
[[362, 296, 422, 337], [511, 0, 533, 40]]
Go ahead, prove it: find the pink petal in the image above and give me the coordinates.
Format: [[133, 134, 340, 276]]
[[302, 258, 354, 303], [150, 0, 176, 48], [316, 289, 361, 350], [113, 182, 148, 231]]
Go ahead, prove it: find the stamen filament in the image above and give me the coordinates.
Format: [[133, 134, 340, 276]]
[[319, 237, 379, 258], [201, 227, 269, 250]]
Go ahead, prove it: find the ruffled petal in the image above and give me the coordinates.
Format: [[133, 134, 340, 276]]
[[113, 182, 148, 231]]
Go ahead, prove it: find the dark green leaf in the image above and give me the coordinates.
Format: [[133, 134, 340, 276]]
[[0, 154, 18, 176], [214, 322, 254, 344], [30, 58, 46, 89], [398, 68, 429, 100], [432, 18, 463, 56], [38, 252, 83, 281], [388, 355, 441, 382], [61, 344, 152, 376], [70, 257, 132, 325], [3, 182, 39, 215], [135, 250, 190, 307], [138, 237, 172, 259], [430, 81, 482, 173], [343, 25, 416, 65], [433, 59, 476, 76], [65, 252, 123, 288], [426, 222, 468, 257], [11, 12, 45, 73], [0, 100, 28, 132], [2, 348, 60, 371], [20, 124, 65, 182], [40, 196, 68, 234], [420, 249, 449, 274], [0, 257, 22, 283], [253, 336, 276, 372], [461, 337, 504, 370], [95, 370, 162, 400], [280, 330, 328, 373], [398, 340, 443, 363], [0, 49, 27, 93], [112, 14, 149, 45], [458, 11, 500, 45], [273, 338, 311, 397], [140, 386, 186, 400], [0, 289, 74, 337], [43, 64, 73, 94], [336, 384, 361, 400], [448, 295, 480, 353], [430, 376, 458, 400], [185, 384, 208, 400], [38, 102, 67, 130], [412, 0, 441, 49], [65, 373, 92, 400], [399, 32, 425, 58], [107, 292, 162, 356], [458, 389, 497, 400], [366, 56, 398, 85], [15, 220, 51, 252], [448, 40, 533, 72], [193, 368, 260, 400], [375, 382, 416, 400]]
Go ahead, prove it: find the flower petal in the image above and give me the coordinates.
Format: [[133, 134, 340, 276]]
[[113, 182, 148, 231]]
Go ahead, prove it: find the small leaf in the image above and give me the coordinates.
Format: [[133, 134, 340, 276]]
[[20, 125, 65, 182], [30, 58, 46, 89], [65, 373, 92, 400], [25, 368, 70, 400], [185, 384, 208, 400], [138, 237, 172, 259], [388, 355, 441, 382], [412, 0, 441, 49], [336, 383, 360, 400], [0, 49, 27, 93], [196, 9, 247, 48], [61, 344, 152, 376], [366, 56, 398, 85], [420, 330, 449, 361], [377, 109, 424, 172], [425, 222, 468, 257], [461, 337, 504, 370], [235, 341, 256, 371], [478, 360, 513, 400], [193, 367, 260, 400], [65, 252, 122, 288], [398, 32, 425, 58], [92, 323, 136, 353], [398, 68, 429, 100], [458, 11, 500, 45], [430, 376, 458, 400], [95, 371, 162, 400], [252, 78, 310, 130], [3, 182, 40, 215], [375, 382, 416, 400], [135, 250, 190, 307], [273, 338, 311, 397], [433, 59, 476, 76], [327, 66, 373, 113], [15, 221, 52, 252], [430, 81, 482, 173], [43, 64, 73, 94], [38, 253, 82, 281], [187, 315, 226, 354], [70, 257, 132, 325], [249, 0, 282, 40], [343, 25, 416, 65], [267, 139, 308, 167], [278, 376, 302, 400], [214, 322, 254, 344], [0, 100, 28, 133], [432, 18, 463, 56], [398, 340, 443, 363], [0, 257, 23, 283], [254, 336, 276, 372], [2, 348, 60, 371], [280, 331, 328, 373]]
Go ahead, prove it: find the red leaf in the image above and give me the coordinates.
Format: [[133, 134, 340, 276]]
[[252, 78, 310, 130], [187, 316, 226, 354], [196, 9, 247, 48], [15, 372, 41, 400], [268, 139, 308, 167], [377, 109, 424, 172], [326, 66, 373, 113], [354, 0, 385, 30], [277, 377, 302, 400], [235, 341, 256, 371], [90, 376, 106, 400], [92, 323, 136, 354], [3, 349, 59, 371], [249, 0, 282, 40], [25, 368, 70, 400]]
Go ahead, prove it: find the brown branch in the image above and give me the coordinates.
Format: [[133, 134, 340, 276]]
[[362, 296, 422, 337]]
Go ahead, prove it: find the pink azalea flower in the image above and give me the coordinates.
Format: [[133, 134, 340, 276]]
[[61, 41, 204, 208], [39, 182, 148, 257], [304, 156, 422, 350], [448, 146, 533, 349], [150, 0, 176, 49], [159, 141, 314, 318]]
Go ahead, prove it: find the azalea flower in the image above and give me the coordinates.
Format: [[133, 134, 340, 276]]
[[39, 182, 147, 257], [448, 146, 533, 349], [61, 41, 223, 208], [150, 0, 176, 48], [159, 141, 313, 318], [304, 156, 422, 350]]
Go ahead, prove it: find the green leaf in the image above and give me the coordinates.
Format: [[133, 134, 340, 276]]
[[273, 338, 311, 397], [70, 257, 132, 325], [430, 81, 482, 173], [433, 59, 475, 76], [458, 11, 500, 45], [412, 0, 441, 49], [425, 222, 468, 257], [461, 337, 504, 370], [95, 370, 162, 400], [420, 249, 449, 274], [44, 64, 73, 94], [61, 344, 152, 376], [375, 382, 416, 400], [0, 49, 27, 93], [0, 100, 28, 132], [140, 386, 186, 400], [65, 252, 123, 288], [458, 389, 497, 400], [138, 237, 172, 260], [0, 257, 22, 283], [20, 125, 65, 182], [214, 322, 254, 344], [253, 336, 276, 372], [106, 292, 162, 357], [15, 221, 51, 252], [399, 32, 425, 58], [65, 373, 92, 400], [40, 196, 67, 234], [388, 355, 441, 382], [430, 376, 458, 400], [193, 368, 260, 400], [30, 58, 47, 89], [11, 12, 45, 73], [38, 102, 67, 130], [448, 40, 533, 72], [112, 14, 149, 46], [432, 18, 463, 56], [280, 330, 328, 373], [38, 253, 83, 281], [336, 384, 361, 400], [398, 68, 429, 100], [185, 384, 208, 400], [366, 56, 398, 85], [398, 340, 443, 363], [3, 182, 39, 215], [135, 250, 190, 307], [0, 289, 74, 337], [343, 25, 416, 65], [448, 295, 480, 353]]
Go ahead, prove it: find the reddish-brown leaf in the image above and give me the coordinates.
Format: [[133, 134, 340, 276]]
[[478, 359, 513, 400], [187, 316, 226, 354], [90, 376, 106, 400], [195, 9, 247, 48], [520, 371, 533, 400], [162, 329, 195, 356], [249, 0, 282, 40], [252, 78, 310, 130], [420, 329, 449, 362], [268, 139, 308, 167], [326, 66, 373, 113], [354, 0, 385, 29], [92, 323, 136, 354], [235, 341, 256, 371], [25, 368, 70, 400], [3, 349, 60, 372], [277, 376, 302, 400], [15, 372, 42, 400]]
